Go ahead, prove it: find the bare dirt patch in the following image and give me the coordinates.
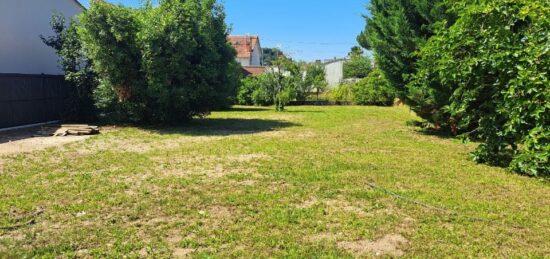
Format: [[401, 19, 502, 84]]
[[166, 233, 194, 258], [0, 135, 91, 155], [228, 153, 271, 163], [0, 126, 101, 156], [338, 234, 409, 257], [324, 198, 368, 217], [296, 197, 319, 209], [307, 232, 340, 242]]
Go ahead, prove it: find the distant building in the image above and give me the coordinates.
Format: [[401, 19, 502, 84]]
[[323, 58, 348, 88], [228, 35, 263, 67], [0, 0, 84, 75], [241, 66, 266, 77]]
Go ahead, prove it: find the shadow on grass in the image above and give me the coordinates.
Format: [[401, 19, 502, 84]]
[[406, 120, 455, 139], [146, 118, 299, 137], [284, 110, 325, 113], [221, 107, 270, 112]]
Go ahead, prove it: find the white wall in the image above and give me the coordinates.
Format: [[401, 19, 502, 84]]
[[0, 0, 83, 75], [236, 57, 250, 67], [324, 60, 345, 88], [250, 42, 262, 66]]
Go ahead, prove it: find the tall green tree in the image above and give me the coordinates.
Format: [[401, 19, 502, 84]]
[[410, 0, 549, 176], [78, 1, 145, 121], [78, 0, 239, 123], [358, 0, 449, 98], [343, 50, 372, 79], [262, 48, 284, 66], [42, 14, 97, 121]]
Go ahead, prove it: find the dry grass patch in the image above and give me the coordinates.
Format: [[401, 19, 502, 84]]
[[338, 234, 410, 257]]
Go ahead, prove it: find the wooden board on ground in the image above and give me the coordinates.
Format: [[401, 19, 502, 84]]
[[53, 125, 100, 136]]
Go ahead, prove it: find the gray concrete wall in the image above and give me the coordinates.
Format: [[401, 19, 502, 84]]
[[0, 0, 83, 75]]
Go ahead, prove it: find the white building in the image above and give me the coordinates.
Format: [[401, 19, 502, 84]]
[[0, 0, 84, 75], [323, 58, 347, 88], [228, 35, 263, 67]]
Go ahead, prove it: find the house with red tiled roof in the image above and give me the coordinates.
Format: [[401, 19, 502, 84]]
[[228, 35, 263, 67], [241, 66, 266, 77]]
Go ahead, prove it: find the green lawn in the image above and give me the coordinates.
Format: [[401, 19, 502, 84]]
[[1, 106, 549, 258]]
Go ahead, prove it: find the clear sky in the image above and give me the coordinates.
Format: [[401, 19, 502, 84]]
[[78, 0, 369, 61]]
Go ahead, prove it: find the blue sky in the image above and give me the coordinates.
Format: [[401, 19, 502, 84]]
[[78, 0, 369, 61]]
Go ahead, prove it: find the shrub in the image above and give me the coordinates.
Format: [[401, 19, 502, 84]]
[[409, 0, 550, 176], [42, 14, 98, 122], [329, 83, 353, 104], [352, 69, 395, 106], [78, 0, 238, 123], [343, 54, 372, 79], [237, 77, 258, 105]]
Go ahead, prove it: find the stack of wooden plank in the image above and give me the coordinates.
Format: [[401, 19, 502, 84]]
[[53, 124, 100, 136]]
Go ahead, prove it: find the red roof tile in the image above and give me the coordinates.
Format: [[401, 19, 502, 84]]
[[228, 35, 260, 59], [242, 66, 266, 76]]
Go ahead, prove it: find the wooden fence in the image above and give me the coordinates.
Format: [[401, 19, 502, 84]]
[[0, 74, 71, 129]]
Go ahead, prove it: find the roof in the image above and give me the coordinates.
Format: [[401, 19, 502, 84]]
[[323, 58, 348, 65], [228, 35, 260, 59], [242, 66, 266, 77], [73, 0, 86, 10]]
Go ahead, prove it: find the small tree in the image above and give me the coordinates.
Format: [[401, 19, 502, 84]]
[[268, 57, 300, 111], [343, 49, 373, 79], [296, 63, 327, 102], [352, 68, 395, 106], [41, 14, 97, 121]]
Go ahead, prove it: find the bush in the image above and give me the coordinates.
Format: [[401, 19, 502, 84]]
[[352, 69, 395, 106], [78, 0, 238, 123], [343, 54, 372, 79], [237, 77, 257, 105], [42, 14, 98, 122], [329, 83, 353, 104], [409, 0, 550, 176]]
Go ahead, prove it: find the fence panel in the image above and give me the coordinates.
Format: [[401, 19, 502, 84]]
[[0, 74, 71, 129]]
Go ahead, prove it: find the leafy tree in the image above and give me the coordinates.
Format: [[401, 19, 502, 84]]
[[358, 0, 449, 97], [330, 83, 353, 105], [262, 48, 284, 66], [297, 63, 328, 101], [348, 46, 364, 57], [78, 1, 145, 122], [352, 68, 395, 106], [267, 57, 301, 111], [41, 14, 97, 121], [409, 0, 549, 176], [78, 0, 238, 123], [343, 52, 372, 79], [238, 76, 258, 105]]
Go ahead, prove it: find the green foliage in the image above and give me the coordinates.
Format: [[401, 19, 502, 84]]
[[238, 60, 327, 107], [250, 74, 275, 106], [78, 0, 238, 123], [298, 63, 328, 101], [78, 1, 145, 122], [237, 76, 258, 105], [329, 83, 353, 104], [358, 0, 449, 97], [41, 14, 97, 121], [409, 0, 549, 176], [352, 69, 395, 106], [266, 57, 301, 111], [343, 53, 372, 79], [262, 48, 284, 66]]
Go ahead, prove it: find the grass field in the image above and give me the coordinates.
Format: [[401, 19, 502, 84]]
[[1, 106, 549, 258]]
